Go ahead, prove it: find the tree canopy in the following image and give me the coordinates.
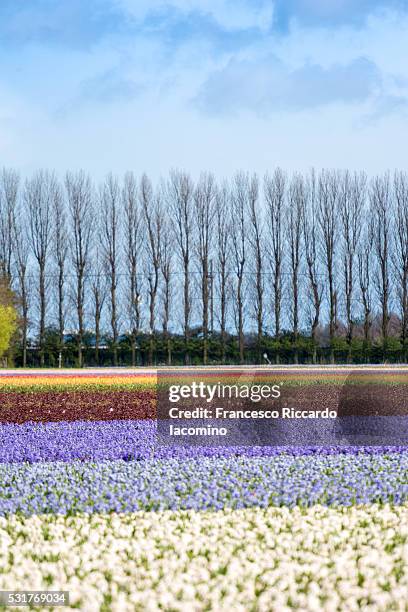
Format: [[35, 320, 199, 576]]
[[0, 275, 18, 361], [0, 304, 17, 359]]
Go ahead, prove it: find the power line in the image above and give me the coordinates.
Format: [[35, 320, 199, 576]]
[[17, 269, 329, 280]]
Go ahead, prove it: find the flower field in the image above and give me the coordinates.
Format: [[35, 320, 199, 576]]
[[1, 370, 408, 611]]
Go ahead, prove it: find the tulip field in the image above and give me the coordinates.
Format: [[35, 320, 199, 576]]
[[1, 369, 408, 611]]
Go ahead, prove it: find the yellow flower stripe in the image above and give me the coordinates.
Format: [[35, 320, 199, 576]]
[[0, 375, 156, 391]]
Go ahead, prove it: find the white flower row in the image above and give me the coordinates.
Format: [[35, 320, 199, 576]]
[[0, 504, 407, 611]]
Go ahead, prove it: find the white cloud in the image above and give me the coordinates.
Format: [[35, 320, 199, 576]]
[[271, 9, 408, 73], [195, 56, 383, 115], [115, 0, 274, 32], [1, 1, 408, 179]]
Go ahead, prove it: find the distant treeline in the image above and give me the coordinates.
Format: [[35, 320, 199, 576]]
[[1, 166, 407, 366], [24, 323, 408, 368]]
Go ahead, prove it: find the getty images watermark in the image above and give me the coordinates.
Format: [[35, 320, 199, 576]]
[[156, 369, 408, 447], [167, 381, 336, 436]]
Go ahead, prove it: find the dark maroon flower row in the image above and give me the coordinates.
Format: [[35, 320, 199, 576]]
[[0, 390, 156, 423]]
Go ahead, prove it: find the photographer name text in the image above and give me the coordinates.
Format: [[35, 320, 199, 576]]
[[165, 382, 337, 437]]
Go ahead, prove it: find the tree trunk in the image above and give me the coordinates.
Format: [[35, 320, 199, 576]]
[[39, 265, 46, 367]]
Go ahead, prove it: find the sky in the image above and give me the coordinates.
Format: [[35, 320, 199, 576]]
[[0, 0, 408, 180]]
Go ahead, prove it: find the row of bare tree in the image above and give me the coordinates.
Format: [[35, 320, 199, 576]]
[[0, 167, 406, 365]]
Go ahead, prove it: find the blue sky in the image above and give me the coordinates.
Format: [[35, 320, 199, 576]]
[[0, 0, 407, 179]]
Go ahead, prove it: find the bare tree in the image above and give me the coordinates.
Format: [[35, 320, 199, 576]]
[[12, 193, 30, 367], [8, 165, 408, 367], [247, 174, 263, 363], [123, 172, 143, 366], [370, 173, 391, 353], [168, 170, 194, 365], [52, 182, 68, 364], [318, 169, 339, 363], [90, 249, 107, 366], [215, 182, 231, 363], [101, 174, 121, 366], [141, 174, 162, 365], [287, 173, 304, 363], [358, 215, 374, 356], [194, 173, 216, 364], [339, 171, 366, 360], [231, 172, 250, 364], [265, 168, 286, 362], [25, 170, 55, 366], [302, 170, 323, 363], [66, 171, 94, 367], [0, 168, 19, 282], [393, 171, 408, 357], [160, 215, 173, 365]]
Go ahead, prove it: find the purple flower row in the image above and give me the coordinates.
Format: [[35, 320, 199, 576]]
[[0, 451, 407, 516], [1, 419, 407, 464]]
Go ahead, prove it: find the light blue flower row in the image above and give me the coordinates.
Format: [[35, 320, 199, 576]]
[[0, 451, 407, 516]]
